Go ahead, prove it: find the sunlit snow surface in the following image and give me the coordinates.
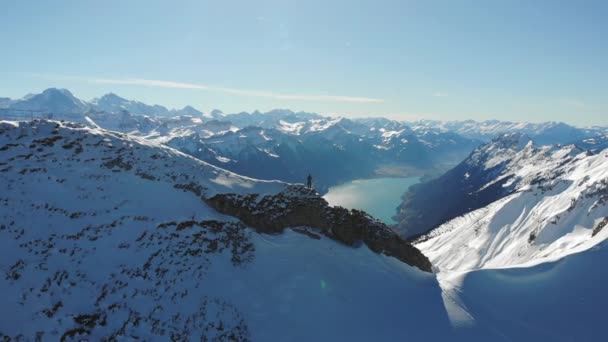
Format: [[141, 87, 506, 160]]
[[2, 120, 607, 340], [416, 142, 608, 340], [0, 120, 458, 340]]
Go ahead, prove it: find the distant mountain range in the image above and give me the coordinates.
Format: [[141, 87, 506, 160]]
[[409, 119, 607, 145], [0, 89, 482, 190], [162, 116, 481, 191], [1, 88, 606, 192], [2, 91, 608, 340], [0, 88, 209, 118]]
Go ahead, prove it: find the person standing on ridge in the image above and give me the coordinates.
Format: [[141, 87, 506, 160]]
[[306, 174, 312, 190]]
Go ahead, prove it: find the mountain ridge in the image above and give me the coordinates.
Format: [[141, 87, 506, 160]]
[[0, 119, 445, 340]]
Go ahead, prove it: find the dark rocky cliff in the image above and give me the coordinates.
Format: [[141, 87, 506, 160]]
[[206, 185, 433, 272]]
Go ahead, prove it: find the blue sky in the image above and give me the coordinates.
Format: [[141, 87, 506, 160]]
[[1, 0, 606, 125]]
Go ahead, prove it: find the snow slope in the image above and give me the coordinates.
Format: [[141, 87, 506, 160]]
[[457, 242, 608, 342], [395, 133, 598, 238], [0, 120, 456, 341], [411, 136, 608, 339], [416, 142, 608, 272], [3, 119, 607, 340]]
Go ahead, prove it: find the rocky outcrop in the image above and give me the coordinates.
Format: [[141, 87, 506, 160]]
[[206, 185, 433, 272]]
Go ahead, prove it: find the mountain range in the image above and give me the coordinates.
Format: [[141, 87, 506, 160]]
[[0, 89, 481, 191], [0, 120, 451, 341], [2, 117, 607, 340], [0, 88, 208, 118], [409, 119, 608, 145], [2, 89, 608, 340], [2, 88, 606, 193]]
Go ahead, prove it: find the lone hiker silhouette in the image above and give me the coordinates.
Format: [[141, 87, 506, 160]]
[[306, 174, 313, 190]]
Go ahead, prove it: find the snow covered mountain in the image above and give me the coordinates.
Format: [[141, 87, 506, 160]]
[[410, 119, 606, 145], [0, 119, 449, 341], [395, 133, 597, 238], [402, 134, 608, 341], [3, 119, 607, 340], [90, 92, 171, 117], [2, 89, 205, 119], [172, 105, 204, 117], [90, 93, 204, 118], [414, 141, 608, 269], [163, 116, 480, 191], [6, 87, 607, 194], [356, 129, 608, 340], [4, 88, 88, 116], [222, 109, 323, 130]]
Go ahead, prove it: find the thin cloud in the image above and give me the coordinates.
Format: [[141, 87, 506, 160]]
[[92, 77, 383, 103], [25, 73, 383, 104], [559, 99, 586, 108]]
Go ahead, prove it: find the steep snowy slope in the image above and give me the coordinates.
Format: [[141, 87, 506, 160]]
[[404, 138, 608, 340], [395, 133, 596, 238], [455, 242, 608, 342], [416, 144, 608, 271], [0, 120, 452, 341]]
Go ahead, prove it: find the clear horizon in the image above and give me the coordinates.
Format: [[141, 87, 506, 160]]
[[1, 0, 607, 126], [3, 85, 606, 128]]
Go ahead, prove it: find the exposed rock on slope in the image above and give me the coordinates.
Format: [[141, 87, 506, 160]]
[[0, 120, 441, 341], [401, 134, 608, 341], [206, 186, 432, 272], [410, 133, 608, 271], [395, 133, 589, 238]]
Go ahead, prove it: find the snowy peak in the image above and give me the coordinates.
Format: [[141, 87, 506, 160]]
[[4, 89, 207, 119], [467, 132, 533, 170], [174, 105, 203, 117], [90, 92, 127, 105], [8, 88, 88, 113], [91, 92, 171, 117]]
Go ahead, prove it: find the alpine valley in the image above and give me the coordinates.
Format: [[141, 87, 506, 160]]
[[1, 88, 608, 341]]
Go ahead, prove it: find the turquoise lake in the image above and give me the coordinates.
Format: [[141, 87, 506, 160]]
[[323, 177, 420, 225]]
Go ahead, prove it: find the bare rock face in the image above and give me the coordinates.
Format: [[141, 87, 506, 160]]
[[206, 185, 433, 272]]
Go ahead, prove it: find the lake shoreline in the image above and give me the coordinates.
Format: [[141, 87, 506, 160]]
[[323, 177, 421, 225]]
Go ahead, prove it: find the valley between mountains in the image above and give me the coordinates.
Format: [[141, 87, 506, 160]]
[[1, 89, 608, 341]]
